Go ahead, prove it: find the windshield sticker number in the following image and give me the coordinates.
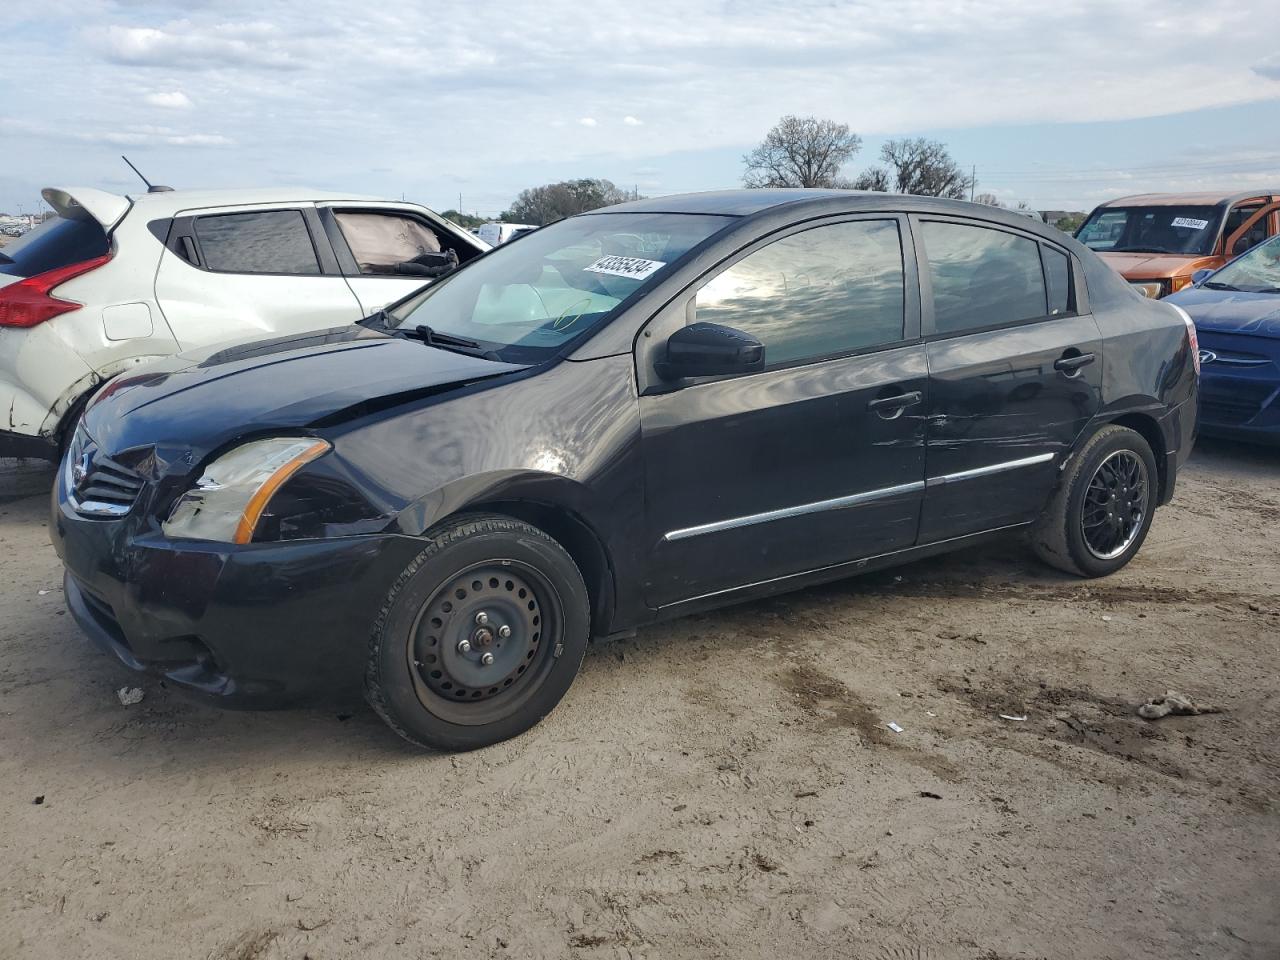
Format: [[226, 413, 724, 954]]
[[1171, 217, 1210, 230], [585, 256, 666, 280]]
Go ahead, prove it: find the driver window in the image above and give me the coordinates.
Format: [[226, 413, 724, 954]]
[[694, 220, 905, 367], [1225, 204, 1267, 255]]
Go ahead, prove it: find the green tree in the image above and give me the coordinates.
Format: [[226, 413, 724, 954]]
[[504, 178, 630, 226], [439, 209, 484, 230]]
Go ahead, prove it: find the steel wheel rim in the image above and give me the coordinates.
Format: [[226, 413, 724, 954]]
[[406, 560, 562, 726], [1080, 450, 1149, 560]]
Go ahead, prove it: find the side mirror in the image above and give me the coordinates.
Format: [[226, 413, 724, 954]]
[[1191, 268, 1215, 286], [657, 322, 765, 380]]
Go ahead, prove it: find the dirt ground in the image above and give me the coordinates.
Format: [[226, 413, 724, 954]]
[[1, 440, 1277, 960]]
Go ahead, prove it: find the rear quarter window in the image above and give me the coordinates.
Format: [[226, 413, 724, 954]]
[[194, 210, 321, 275], [0, 217, 108, 278]]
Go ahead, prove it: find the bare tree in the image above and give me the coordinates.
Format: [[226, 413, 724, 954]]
[[879, 138, 972, 199], [973, 192, 1003, 207], [850, 167, 891, 192], [504, 178, 630, 225], [743, 116, 862, 188]]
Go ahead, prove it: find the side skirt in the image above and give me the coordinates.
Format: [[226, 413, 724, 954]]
[[648, 522, 1032, 624]]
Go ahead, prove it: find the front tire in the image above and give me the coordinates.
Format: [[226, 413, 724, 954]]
[[1032, 425, 1158, 578], [366, 515, 589, 751]]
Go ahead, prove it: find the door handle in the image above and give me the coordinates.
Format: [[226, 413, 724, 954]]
[[867, 390, 923, 416], [1054, 352, 1095, 375]]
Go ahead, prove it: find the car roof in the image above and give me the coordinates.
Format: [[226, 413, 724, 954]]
[[1097, 190, 1280, 208], [45, 186, 394, 221], [589, 188, 1062, 236], [596, 189, 857, 217]]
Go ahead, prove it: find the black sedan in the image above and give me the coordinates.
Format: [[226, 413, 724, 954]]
[[51, 190, 1198, 750]]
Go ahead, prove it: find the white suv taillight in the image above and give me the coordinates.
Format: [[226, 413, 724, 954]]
[[0, 254, 112, 329], [1168, 303, 1200, 377]]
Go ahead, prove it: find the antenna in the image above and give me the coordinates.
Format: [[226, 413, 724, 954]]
[[120, 155, 174, 193]]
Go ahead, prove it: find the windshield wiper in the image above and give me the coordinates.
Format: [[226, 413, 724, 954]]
[[404, 324, 480, 350], [1202, 281, 1239, 291], [1110, 246, 1170, 254]]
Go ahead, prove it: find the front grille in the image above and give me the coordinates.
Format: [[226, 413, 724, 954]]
[[1200, 383, 1273, 426], [65, 426, 145, 517], [77, 453, 145, 510]]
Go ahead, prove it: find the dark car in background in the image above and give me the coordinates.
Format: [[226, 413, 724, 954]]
[[1168, 235, 1280, 444], [50, 190, 1198, 750]]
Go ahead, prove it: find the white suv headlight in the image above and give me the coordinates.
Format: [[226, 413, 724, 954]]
[[163, 437, 330, 543]]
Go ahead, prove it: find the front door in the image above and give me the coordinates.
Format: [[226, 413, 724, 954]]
[[913, 216, 1103, 542], [638, 215, 927, 608]]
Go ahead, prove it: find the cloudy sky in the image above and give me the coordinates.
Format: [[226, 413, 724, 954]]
[[3, 0, 1279, 216]]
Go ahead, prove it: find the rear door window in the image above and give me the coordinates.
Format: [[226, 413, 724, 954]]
[[193, 210, 320, 275], [694, 219, 906, 367], [0, 217, 108, 278], [921, 221, 1047, 334]]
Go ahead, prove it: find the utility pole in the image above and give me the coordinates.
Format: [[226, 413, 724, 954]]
[[970, 165, 976, 203]]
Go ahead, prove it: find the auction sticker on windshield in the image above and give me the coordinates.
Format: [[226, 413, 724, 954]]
[[1172, 217, 1210, 230], [585, 256, 666, 280]]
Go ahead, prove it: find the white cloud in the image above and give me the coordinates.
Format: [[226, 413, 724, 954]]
[[623, 116, 643, 126], [578, 117, 598, 127], [144, 90, 192, 109], [98, 20, 298, 70]]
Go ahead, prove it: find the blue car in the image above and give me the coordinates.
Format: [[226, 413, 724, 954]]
[[1168, 236, 1280, 444]]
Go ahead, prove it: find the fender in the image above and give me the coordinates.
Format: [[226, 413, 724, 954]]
[[39, 354, 174, 442]]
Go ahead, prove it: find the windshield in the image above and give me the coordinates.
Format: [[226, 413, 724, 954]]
[[1075, 205, 1222, 256], [0, 216, 109, 278], [390, 212, 734, 362], [1203, 235, 1280, 293]]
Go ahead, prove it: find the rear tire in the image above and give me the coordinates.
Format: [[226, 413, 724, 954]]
[[365, 515, 589, 751], [1031, 425, 1158, 578]]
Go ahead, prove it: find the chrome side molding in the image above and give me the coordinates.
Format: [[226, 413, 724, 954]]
[[663, 452, 1055, 543], [925, 452, 1055, 487], [663, 480, 925, 542]]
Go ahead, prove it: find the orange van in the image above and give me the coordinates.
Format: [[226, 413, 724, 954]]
[[1075, 191, 1280, 298]]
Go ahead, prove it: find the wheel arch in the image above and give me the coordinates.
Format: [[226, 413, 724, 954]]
[[443, 497, 617, 640], [1092, 410, 1168, 503]]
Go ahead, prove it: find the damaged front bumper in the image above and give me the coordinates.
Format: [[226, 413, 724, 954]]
[[52, 491, 425, 707]]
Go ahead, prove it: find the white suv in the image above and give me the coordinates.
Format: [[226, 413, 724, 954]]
[[0, 186, 488, 459]]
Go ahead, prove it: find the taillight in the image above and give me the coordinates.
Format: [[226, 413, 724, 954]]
[[1169, 304, 1200, 377], [0, 254, 111, 329]]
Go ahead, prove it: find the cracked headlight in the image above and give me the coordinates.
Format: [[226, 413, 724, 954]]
[[163, 437, 330, 543]]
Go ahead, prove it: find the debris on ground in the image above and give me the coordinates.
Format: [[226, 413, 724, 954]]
[[116, 687, 145, 706], [32, 795, 44, 805], [999, 714, 1028, 721], [1137, 689, 1221, 720], [886, 721, 904, 733]]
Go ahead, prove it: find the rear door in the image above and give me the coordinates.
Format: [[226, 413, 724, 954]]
[[154, 205, 364, 349], [914, 216, 1102, 542], [317, 204, 487, 315], [637, 215, 928, 607]]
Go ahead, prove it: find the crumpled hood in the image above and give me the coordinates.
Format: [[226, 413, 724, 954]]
[[84, 325, 527, 462], [1096, 251, 1217, 279], [1166, 287, 1280, 338]]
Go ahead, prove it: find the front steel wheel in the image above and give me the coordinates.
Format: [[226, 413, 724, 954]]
[[366, 516, 589, 750]]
